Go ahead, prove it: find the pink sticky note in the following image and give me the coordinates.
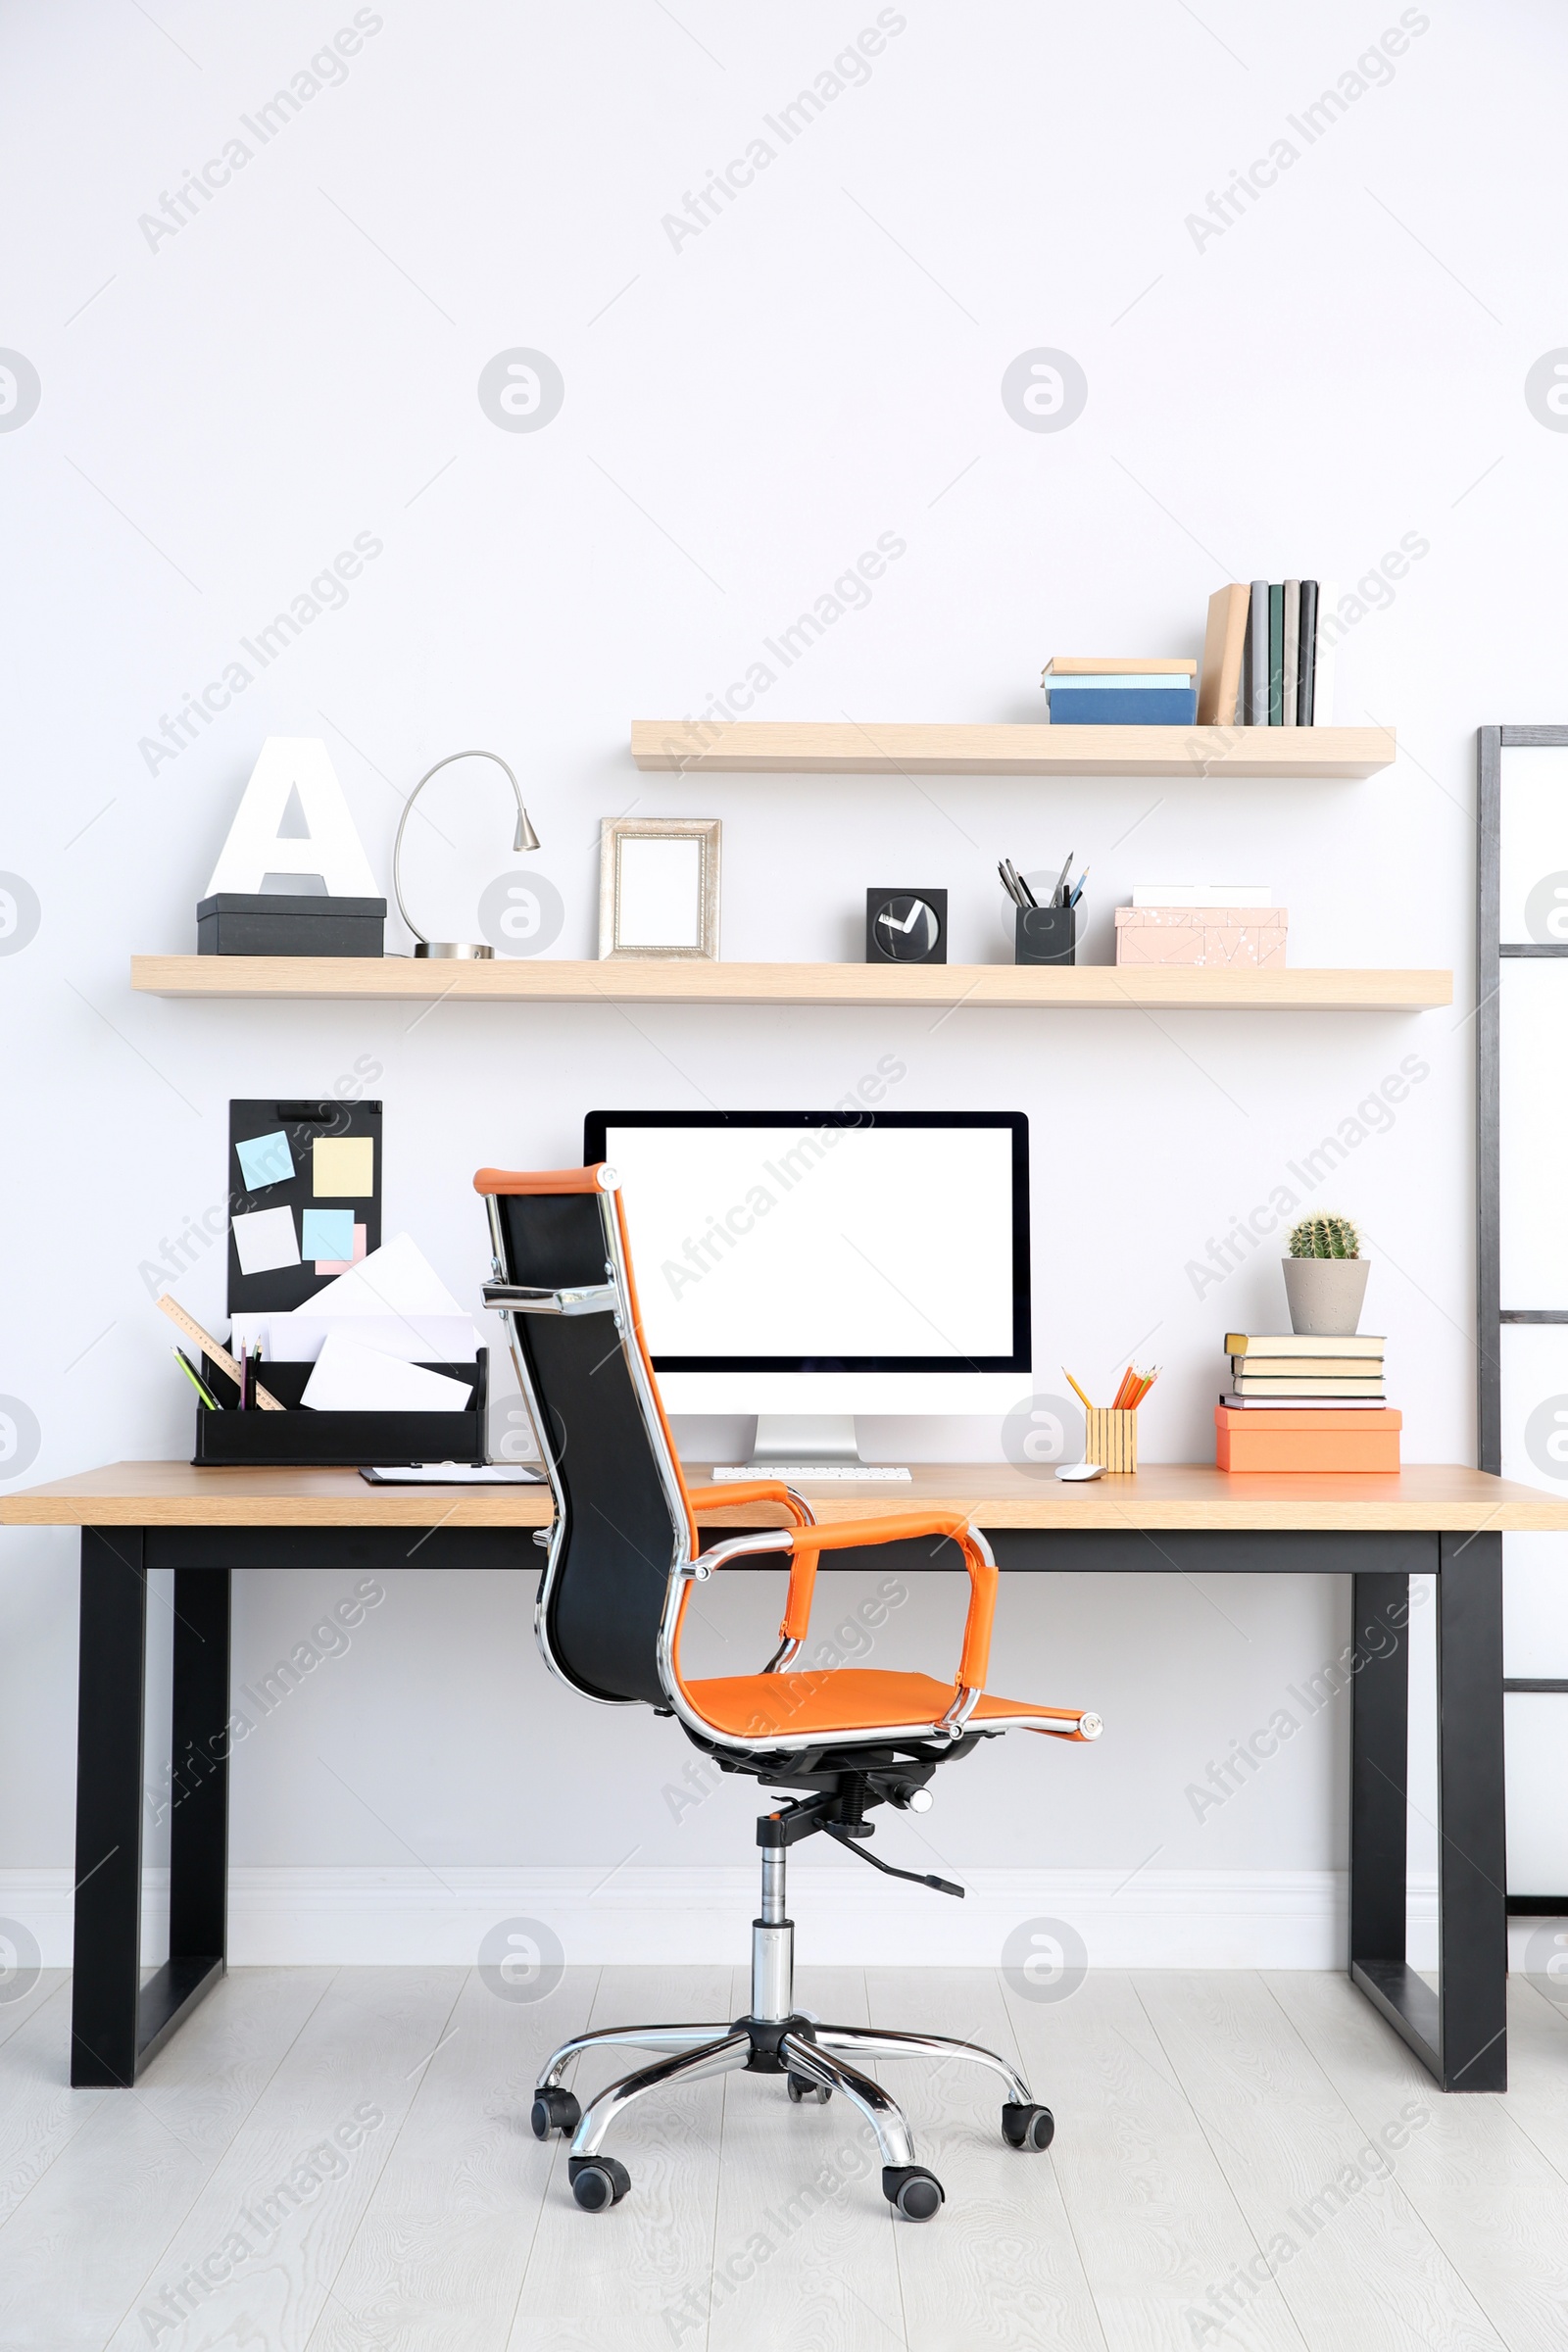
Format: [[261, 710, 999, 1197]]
[[315, 1222, 368, 1275]]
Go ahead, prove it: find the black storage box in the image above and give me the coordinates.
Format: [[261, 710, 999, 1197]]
[[1015, 906, 1077, 965], [197, 894, 386, 956], [192, 1348, 487, 1467]]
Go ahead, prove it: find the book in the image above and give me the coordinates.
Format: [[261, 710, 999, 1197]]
[[1226, 1331, 1384, 1355], [1220, 1395, 1390, 1410], [1229, 1379, 1386, 1398], [1047, 688, 1199, 725], [1043, 658, 1198, 676], [1281, 581, 1299, 728], [1267, 585, 1284, 723], [1198, 584, 1250, 726], [1313, 580, 1337, 723], [1297, 581, 1317, 723], [1231, 1355, 1382, 1377], [1247, 583, 1268, 724], [1047, 674, 1199, 694]]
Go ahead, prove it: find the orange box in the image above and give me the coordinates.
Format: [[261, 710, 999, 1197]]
[[1115, 906, 1287, 968], [1215, 1404, 1401, 1474]]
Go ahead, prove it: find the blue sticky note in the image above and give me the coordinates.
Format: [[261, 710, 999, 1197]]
[[236, 1130, 293, 1191], [302, 1208, 355, 1262]]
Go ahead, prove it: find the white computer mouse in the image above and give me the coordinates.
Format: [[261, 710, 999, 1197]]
[[1054, 1460, 1105, 1482]]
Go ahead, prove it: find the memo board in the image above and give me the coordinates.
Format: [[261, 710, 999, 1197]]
[[227, 1098, 383, 1316]]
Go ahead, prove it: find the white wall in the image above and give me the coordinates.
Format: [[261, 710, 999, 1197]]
[[2, 0, 1561, 1967]]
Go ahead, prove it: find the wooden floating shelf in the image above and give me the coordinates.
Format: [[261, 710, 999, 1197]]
[[130, 956, 1451, 1012], [629, 720, 1396, 780]]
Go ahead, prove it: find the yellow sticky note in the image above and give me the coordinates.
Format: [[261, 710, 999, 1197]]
[[313, 1135, 374, 1198]]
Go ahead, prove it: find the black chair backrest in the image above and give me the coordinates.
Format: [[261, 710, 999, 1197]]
[[482, 1175, 688, 1708]]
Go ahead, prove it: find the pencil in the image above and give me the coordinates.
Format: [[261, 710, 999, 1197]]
[[1062, 1367, 1094, 1413], [172, 1347, 218, 1410]]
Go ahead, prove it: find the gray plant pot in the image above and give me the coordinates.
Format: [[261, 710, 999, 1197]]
[[1282, 1257, 1370, 1338]]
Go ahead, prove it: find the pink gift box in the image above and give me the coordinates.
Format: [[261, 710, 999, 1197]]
[[1114, 906, 1287, 968]]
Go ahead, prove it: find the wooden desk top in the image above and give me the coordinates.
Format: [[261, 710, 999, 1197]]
[[2, 1460, 1565, 1534]]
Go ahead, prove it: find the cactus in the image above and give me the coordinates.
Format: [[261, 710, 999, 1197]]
[[1288, 1213, 1360, 1260]]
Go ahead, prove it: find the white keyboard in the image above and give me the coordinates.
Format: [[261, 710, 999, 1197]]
[[710, 1464, 912, 1482]]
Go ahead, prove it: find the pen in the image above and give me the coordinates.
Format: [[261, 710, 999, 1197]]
[[172, 1348, 219, 1409], [1050, 851, 1074, 907], [1062, 1367, 1095, 1413]]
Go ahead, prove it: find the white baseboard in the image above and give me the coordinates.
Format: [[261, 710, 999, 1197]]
[[0, 1866, 1446, 1972]]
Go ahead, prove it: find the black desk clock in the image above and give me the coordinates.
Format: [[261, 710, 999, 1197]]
[[865, 888, 948, 963]]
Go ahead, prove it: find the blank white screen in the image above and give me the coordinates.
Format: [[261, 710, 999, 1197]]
[[604, 1123, 1018, 1360]]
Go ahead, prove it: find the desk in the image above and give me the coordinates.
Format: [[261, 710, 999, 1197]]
[[5, 1460, 1565, 2097]]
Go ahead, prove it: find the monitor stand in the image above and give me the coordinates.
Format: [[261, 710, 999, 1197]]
[[751, 1414, 863, 1467]]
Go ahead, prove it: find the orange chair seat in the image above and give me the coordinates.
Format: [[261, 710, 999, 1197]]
[[683, 1667, 1075, 1741]]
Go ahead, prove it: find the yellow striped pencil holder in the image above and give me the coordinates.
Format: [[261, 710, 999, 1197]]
[[1085, 1407, 1138, 1473]]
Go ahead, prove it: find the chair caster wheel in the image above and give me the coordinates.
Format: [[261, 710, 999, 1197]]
[[568, 2155, 630, 2211], [530, 2086, 581, 2140], [1002, 2101, 1054, 2151], [882, 2164, 944, 2221], [786, 2072, 830, 2105]]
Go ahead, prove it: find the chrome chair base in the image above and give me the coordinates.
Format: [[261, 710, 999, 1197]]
[[531, 1844, 1055, 2218]]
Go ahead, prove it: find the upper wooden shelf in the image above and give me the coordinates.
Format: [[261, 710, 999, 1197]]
[[629, 720, 1396, 779], [130, 956, 1450, 1012]]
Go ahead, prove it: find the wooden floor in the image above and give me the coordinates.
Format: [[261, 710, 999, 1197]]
[[2, 1964, 1567, 2349]]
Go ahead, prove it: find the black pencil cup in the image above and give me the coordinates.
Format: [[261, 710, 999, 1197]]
[[1015, 906, 1076, 965]]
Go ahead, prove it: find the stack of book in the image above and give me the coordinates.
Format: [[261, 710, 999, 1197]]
[[1041, 658, 1198, 726], [1215, 1332, 1399, 1473], [1197, 581, 1335, 728], [1224, 1331, 1384, 1405]]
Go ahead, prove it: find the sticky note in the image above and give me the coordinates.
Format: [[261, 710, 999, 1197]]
[[303, 1209, 355, 1262], [314, 1136, 374, 1198], [235, 1130, 293, 1190], [315, 1223, 367, 1275], [232, 1205, 301, 1276]]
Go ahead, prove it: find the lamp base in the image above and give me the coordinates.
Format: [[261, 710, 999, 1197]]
[[414, 942, 495, 959]]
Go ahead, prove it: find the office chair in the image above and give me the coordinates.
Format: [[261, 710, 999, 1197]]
[[475, 1161, 1101, 2224]]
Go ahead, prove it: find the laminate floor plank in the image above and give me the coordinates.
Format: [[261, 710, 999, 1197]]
[[1136, 1972, 1505, 2352], [0, 1969, 69, 2053], [1493, 1975, 1568, 2180], [0, 1966, 337, 2352], [0, 1981, 103, 2228], [98, 1966, 466, 2352], [305, 1967, 601, 2352], [1267, 1969, 1568, 2352], [511, 1964, 735, 2352], [701, 1964, 908, 2352], [1003, 1968, 1302, 2352], [868, 1964, 1103, 2352]]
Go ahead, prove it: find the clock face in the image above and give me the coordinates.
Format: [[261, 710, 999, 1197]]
[[872, 894, 942, 960]]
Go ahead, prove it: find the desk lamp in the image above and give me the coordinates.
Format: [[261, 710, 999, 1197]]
[[392, 749, 541, 959]]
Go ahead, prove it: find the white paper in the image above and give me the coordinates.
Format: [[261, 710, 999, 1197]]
[[230, 1312, 481, 1364], [232, 1204, 301, 1275], [300, 1333, 475, 1413], [305, 1232, 470, 1323]]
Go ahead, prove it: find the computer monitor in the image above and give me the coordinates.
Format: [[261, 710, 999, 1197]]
[[583, 1110, 1029, 1461]]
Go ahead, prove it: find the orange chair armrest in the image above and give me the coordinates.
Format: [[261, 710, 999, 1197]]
[[686, 1481, 802, 1513], [686, 1482, 821, 1647], [773, 1514, 997, 1692]]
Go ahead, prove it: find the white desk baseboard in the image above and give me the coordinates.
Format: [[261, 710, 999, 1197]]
[[0, 1864, 1446, 1973]]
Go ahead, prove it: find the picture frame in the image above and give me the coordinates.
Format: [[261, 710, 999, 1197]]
[[599, 817, 720, 959]]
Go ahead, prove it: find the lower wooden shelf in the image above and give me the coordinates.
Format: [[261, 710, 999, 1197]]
[[629, 719, 1396, 778], [129, 956, 1452, 1011]]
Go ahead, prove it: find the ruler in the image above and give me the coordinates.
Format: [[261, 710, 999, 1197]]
[[157, 1294, 284, 1411]]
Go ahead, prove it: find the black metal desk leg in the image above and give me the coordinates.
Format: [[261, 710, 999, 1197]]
[[130, 1565, 232, 2070], [1437, 1531, 1507, 2091], [71, 1529, 148, 2087], [1347, 1566, 1448, 2074]]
